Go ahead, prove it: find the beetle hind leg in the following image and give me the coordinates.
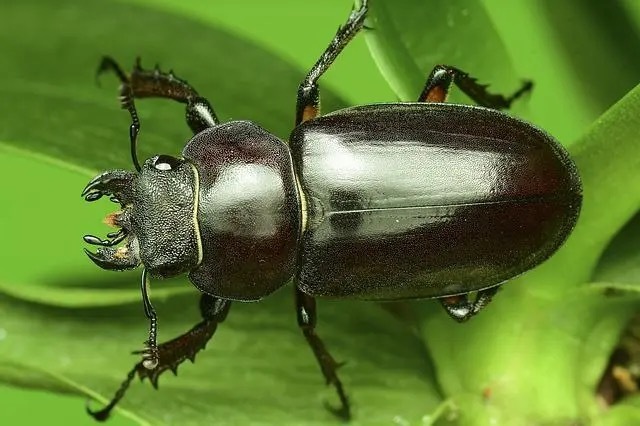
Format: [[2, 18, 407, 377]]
[[418, 65, 533, 110], [86, 295, 230, 422], [440, 286, 500, 322], [295, 288, 351, 420]]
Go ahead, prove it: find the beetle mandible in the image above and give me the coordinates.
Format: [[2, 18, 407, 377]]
[[82, 0, 582, 420]]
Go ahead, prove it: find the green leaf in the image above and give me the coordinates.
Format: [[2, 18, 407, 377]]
[[0, 279, 441, 425], [560, 83, 640, 281], [483, 0, 640, 142], [597, 397, 640, 426], [362, 0, 520, 104], [593, 212, 640, 288]]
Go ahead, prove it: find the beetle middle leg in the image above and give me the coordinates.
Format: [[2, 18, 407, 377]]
[[418, 65, 533, 110], [97, 56, 219, 133], [440, 286, 500, 322], [87, 294, 231, 422], [295, 288, 350, 420], [290, 2, 370, 420]]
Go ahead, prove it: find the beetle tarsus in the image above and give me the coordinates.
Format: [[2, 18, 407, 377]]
[[96, 56, 142, 171], [97, 56, 129, 85], [321, 359, 350, 421], [98, 56, 219, 135], [305, 328, 350, 420], [440, 286, 501, 322], [86, 365, 137, 422]]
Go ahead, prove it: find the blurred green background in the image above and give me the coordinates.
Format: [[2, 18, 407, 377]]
[[2, 0, 640, 425]]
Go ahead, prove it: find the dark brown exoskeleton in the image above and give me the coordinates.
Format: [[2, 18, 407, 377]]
[[82, 0, 582, 421]]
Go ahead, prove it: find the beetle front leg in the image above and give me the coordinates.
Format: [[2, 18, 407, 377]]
[[87, 294, 231, 422], [440, 286, 500, 322], [295, 288, 350, 420], [418, 65, 533, 109], [295, 0, 368, 125], [97, 56, 219, 134]]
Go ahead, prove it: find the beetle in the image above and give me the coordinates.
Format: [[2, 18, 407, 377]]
[[82, 0, 582, 421]]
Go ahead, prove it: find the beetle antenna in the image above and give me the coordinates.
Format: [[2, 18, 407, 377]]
[[96, 56, 142, 172], [140, 269, 160, 370]]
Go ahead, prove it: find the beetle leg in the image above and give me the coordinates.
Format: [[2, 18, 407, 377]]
[[96, 57, 143, 171], [295, 0, 368, 125], [97, 56, 219, 134], [418, 65, 533, 110], [140, 269, 160, 370], [440, 286, 501, 322], [295, 288, 351, 420], [87, 294, 231, 422]]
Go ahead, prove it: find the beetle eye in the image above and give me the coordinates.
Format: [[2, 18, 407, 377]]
[[153, 155, 181, 171]]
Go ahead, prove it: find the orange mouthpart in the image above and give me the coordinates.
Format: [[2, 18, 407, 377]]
[[103, 211, 121, 227]]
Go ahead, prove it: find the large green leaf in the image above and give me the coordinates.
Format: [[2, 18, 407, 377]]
[[483, 0, 640, 142], [593, 213, 640, 288], [0, 283, 439, 425]]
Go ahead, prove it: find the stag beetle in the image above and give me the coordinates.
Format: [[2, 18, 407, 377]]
[[82, 0, 582, 420]]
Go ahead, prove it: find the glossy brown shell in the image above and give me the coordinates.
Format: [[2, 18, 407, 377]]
[[290, 103, 582, 300]]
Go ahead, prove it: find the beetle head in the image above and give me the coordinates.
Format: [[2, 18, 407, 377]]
[[82, 155, 201, 278]]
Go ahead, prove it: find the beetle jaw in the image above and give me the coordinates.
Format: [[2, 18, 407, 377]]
[[82, 170, 142, 271], [84, 238, 141, 271]]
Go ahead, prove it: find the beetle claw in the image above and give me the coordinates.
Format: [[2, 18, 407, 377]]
[[83, 238, 140, 271], [83, 230, 127, 247], [82, 170, 136, 205], [85, 399, 112, 422], [323, 400, 351, 421]]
